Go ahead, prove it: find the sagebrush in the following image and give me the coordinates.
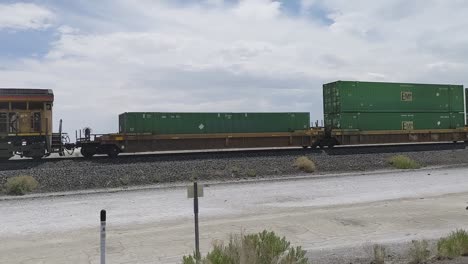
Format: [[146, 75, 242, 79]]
[[408, 240, 430, 264], [373, 244, 385, 264], [294, 156, 316, 173], [182, 230, 308, 264], [5, 176, 39, 195], [247, 169, 257, 177], [389, 155, 421, 169]]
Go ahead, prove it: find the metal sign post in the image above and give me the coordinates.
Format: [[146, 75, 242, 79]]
[[194, 182, 200, 260], [100, 210, 106, 264], [187, 180, 204, 260]]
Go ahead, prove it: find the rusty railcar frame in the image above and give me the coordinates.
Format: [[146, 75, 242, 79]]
[[332, 129, 468, 145], [75, 128, 468, 158], [97, 131, 319, 153]]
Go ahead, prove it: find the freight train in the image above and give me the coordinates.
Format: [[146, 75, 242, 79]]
[[1, 81, 467, 160]]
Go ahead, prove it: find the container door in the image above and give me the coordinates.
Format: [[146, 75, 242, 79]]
[[451, 112, 464, 129], [465, 88, 468, 125], [449, 86, 464, 113], [119, 114, 124, 133], [332, 84, 340, 113]]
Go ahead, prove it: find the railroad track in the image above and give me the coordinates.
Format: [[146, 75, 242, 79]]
[[0, 142, 465, 171]]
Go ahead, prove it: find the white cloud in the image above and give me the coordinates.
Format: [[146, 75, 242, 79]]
[[233, 0, 281, 20], [1, 0, 468, 132], [0, 3, 55, 30], [426, 62, 464, 72], [202, 0, 226, 6]]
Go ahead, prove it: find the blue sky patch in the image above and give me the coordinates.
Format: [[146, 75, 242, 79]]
[[0, 27, 56, 59], [279, 0, 334, 25]]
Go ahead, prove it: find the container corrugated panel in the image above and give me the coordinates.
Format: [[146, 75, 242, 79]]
[[119, 112, 310, 134], [323, 81, 464, 113], [465, 88, 468, 125], [324, 112, 464, 131]]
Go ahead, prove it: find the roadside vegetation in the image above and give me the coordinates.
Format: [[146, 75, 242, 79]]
[[408, 240, 430, 264], [294, 156, 316, 173], [5, 175, 39, 195], [372, 244, 386, 264], [230, 166, 240, 176], [247, 169, 257, 178], [437, 229, 468, 258], [369, 231, 468, 264], [182, 230, 308, 264], [178, 229, 468, 264], [388, 155, 421, 169]]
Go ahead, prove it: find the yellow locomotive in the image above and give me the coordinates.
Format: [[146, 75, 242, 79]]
[[0, 89, 63, 160]]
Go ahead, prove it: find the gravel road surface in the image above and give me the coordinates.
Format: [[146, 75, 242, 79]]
[[1, 166, 468, 263]]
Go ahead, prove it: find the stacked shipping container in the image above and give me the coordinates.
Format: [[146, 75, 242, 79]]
[[466, 88, 468, 125], [119, 112, 310, 134], [323, 81, 465, 131]]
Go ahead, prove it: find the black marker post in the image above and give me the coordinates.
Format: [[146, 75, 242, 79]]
[[193, 181, 200, 260], [187, 178, 204, 261], [100, 210, 106, 264]]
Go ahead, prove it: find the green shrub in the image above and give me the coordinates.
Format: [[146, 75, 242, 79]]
[[408, 240, 430, 264], [294, 156, 316, 173], [437, 229, 468, 258], [150, 175, 160, 183], [230, 166, 240, 176], [119, 176, 130, 186], [373, 244, 385, 264], [5, 176, 39, 195], [247, 169, 257, 178], [389, 155, 421, 169], [182, 230, 308, 264], [182, 254, 198, 264]]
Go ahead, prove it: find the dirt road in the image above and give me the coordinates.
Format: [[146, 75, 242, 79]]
[[1, 167, 468, 263]]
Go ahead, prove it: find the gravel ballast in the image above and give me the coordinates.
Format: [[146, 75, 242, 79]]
[[1, 147, 468, 194]]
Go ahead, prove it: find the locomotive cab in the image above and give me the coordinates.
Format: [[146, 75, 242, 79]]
[[0, 89, 54, 160]]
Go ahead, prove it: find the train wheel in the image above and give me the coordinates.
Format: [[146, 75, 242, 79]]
[[327, 138, 338, 148], [0, 152, 13, 161], [107, 146, 120, 158], [302, 146, 309, 149], [80, 147, 95, 158]]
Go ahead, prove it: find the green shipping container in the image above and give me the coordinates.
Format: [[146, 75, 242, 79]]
[[119, 112, 310, 134], [323, 81, 464, 113], [465, 88, 468, 125], [324, 112, 464, 131]]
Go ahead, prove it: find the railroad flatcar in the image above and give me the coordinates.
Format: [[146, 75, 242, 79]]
[[0, 89, 64, 160]]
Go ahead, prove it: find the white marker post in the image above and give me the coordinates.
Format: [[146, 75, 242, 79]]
[[100, 210, 106, 264], [187, 180, 204, 260]]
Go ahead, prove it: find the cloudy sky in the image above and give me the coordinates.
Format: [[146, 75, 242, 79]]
[[0, 0, 467, 133]]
